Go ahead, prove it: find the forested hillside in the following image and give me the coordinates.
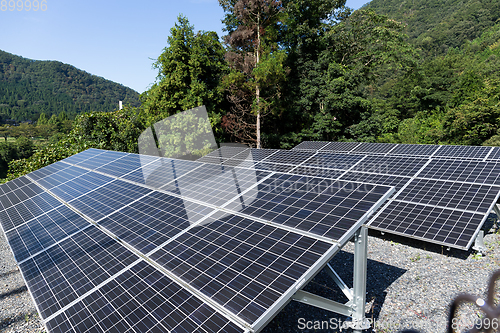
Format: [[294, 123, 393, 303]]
[[0, 50, 140, 122], [366, 0, 500, 57]]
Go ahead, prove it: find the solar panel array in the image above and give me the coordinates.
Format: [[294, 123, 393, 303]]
[[0, 148, 394, 333], [200, 143, 500, 250], [293, 141, 500, 161]]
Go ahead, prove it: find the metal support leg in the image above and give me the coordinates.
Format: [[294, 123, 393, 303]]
[[493, 204, 500, 230], [346, 226, 371, 332], [473, 230, 486, 255]]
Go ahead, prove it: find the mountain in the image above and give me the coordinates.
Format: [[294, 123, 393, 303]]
[[365, 0, 500, 57], [0, 50, 141, 122]]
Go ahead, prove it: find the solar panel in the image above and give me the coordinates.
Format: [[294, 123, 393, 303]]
[[75, 150, 125, 170], [28, 162, 73, 182], [95, 153, 159, 178], [46, 258, 245, 333], [203, 146, 249, 159], [6, 205, 90, 262], [150, 211, 333, 324], [351, 142, 397, 154], [226, 173, 392, 240], [396, 179, 499, 212], [289, 166, 345, 179], [262, 150, 316, 165], [487, 147, 500, 160], [196, 155, 227, 164], [257, 142, 500, 250], [369, 201, 485, 248], [301, 152, 364, 170], [60, 148, 104, 165], [292, 141, 329, 151], [160, 163, 270, 207], [122, 157, 203, 189], [387, 144, 439, 157], [232, 148, 279, 161], [351, 155, 428, 177], [417, 159, 500, 185], [432, 145, 492, 159], [320, 142, 361, 153], [339, 172, 411, 193], [1, 148, 394, 333]]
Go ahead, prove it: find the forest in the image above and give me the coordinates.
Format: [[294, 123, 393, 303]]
[[0, 50, 140, 122], [1, 0, 500, 182]]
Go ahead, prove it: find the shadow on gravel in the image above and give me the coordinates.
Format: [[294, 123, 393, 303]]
[[0, 286, 28, 301], [261, 250, 406, 333], [0, 311, 38, 330], [0, 269, 19, 280]]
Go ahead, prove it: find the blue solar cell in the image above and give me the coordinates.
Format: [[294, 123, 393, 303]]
[[150, 212, 332, 324], [6, 205, 90, 262], [62, 148, 104, 165], [224, 173, 392, 240], [20, 226, 139, 319]]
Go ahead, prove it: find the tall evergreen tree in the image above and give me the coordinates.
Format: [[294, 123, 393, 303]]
[[220, 0, 288, 148], [140, 15, 228, 127]]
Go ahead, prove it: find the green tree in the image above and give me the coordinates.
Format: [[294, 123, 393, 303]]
[[0, 125, 10, 141], [15, 136, 34, 159], [140, 15, 228, 135], [37, 112, 48, 125], [220, 0, 287, 148]]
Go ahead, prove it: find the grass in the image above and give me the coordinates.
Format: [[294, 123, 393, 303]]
[[410, 254, 421, 262]]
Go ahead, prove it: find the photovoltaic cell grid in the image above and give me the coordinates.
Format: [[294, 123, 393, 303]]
[[369, 201, 485, 248], [122, 157, 203, 189], [150, 211, 334, 324], [351, 142, 397, 154], [294, 140, 500, 161], [290, 141, 500, 249], [0, 148, 395, 333], [161, 163, 271, 207], [292, 141, 329, 151], [228, 173, 392, 241], [203, 143, 500, 249]]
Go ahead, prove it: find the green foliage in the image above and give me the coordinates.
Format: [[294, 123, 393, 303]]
[[15, 136, 34, 159], [4, 106, 145, 181], [0, 49, 140, 122], [366, 0, 500, 57], [71, 107, 146, 153], [274, 8, 416, 147], [140, 15, 228, 128]]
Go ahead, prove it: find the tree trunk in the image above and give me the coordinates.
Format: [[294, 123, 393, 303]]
[[256, 85, 260, 148], [256, 13, 261, 149]]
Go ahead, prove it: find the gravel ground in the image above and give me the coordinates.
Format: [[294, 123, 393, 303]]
[[1, 216, 499, 333]]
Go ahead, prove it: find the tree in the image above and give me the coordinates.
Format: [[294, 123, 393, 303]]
[[220, 0, 287, 148], [140, 15, 228, 134], [15, 136, 34, 159], [37, 112, 48, 125], [0, 125, 10, 141]]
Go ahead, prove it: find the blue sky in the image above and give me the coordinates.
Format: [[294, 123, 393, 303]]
[[1, 0, 369, 94]]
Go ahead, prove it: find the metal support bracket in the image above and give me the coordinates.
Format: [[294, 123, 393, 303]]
[[493, 204, 500, 230], [292, 290, 353, 317], [473, 230, 487, 255], [292, 226, 371, 332], [325, 263, 353, 301]]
